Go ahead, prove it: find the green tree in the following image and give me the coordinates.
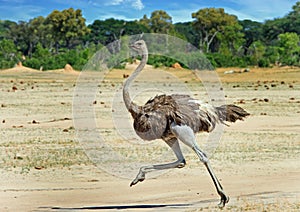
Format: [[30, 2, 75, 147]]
[[0, 20, 17, 40], [148, 10, 174, 33], [87, 19, 124, 46], [139, 14, 151, 31], [87, 19, 148, 45], [6, 17, 48, 57], [239, 20, 263, 54], [23, 43, 51, 70], [174, 22, 199, 47], [248, 41, 268, 66], [0, 39, 17, 59], [87, 18, 148, 55], [277, 32, 300, 65], [192, 8, 241, 53], [217, 24, 245, 56], [264, 46, 280, 65], [249, 2, 300, 46], [28, 16, 52, 49], [45, 8, 90, 52], [263, 18, 288, 43], [33, 43, 50, 59], [0, 39, 20, 68], [286, 1, 300, 34], [8, 21, 30, 55]]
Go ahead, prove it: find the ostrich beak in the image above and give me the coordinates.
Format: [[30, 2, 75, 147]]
[[129, 44, 138, 51]]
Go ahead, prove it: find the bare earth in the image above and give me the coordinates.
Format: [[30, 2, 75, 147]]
[[0, 65, 299, 211]]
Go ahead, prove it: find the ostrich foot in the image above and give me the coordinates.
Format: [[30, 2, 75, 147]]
[[130, 172, 145, 187], [218, 191, 229, 208]]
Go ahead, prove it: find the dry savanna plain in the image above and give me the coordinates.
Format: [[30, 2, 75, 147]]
[[0, 63, 299, 211]]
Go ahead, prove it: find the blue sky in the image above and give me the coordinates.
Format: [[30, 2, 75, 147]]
[[0, 0, 298, 24]]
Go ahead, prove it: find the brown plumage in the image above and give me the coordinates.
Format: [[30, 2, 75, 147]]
[[132, 94, 249, 141], [123, 40, 249, 208]]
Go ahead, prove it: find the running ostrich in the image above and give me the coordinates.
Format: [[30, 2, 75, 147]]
[[123, 40, 249, 208]]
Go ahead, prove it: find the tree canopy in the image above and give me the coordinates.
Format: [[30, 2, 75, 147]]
[[192, 8, 242, 53], [1, 2, 300, 70]]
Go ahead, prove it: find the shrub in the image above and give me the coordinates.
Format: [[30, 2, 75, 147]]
[[258, 58, 270, 67], [23, 58, 42, 69], [0, 59, 15, 69], [22, 47, 92, 70], [147, 55, 178, 68], [174, 51, 213, 70], [0, 39, 21, 69], [207, 53, 232, 67]]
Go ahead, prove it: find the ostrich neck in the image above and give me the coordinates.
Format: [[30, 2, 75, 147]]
[[123, 52, 148, 118]]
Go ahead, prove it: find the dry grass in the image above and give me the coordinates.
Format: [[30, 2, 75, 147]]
[[192, 199, 300, 211], [0, 66, 299, 211]]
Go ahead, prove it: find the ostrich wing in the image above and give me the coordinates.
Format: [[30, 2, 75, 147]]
[[142, 94, 217, 134], [170, 94, 218, 133]]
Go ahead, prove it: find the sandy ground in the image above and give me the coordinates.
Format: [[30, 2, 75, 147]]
[[0, 65, 299, 211]]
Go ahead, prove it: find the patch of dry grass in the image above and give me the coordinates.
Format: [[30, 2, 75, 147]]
[[191, 198, 300, 211], [0, 138, 90, 173]]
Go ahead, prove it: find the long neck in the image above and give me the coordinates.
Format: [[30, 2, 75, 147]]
[[123, 52, 148, 118]]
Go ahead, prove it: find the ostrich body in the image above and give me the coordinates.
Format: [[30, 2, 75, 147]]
[[123, 40, 249, 208]]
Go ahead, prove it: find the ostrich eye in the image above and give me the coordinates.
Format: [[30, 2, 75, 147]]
[[144, 114, 149, 118]]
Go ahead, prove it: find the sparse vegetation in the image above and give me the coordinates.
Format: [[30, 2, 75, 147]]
[[0, 139, 90, 172], [1, 2, 300, 70], [0, 63, 299, 211]]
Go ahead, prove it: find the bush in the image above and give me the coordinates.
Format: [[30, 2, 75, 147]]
[[206, 53, 232, 67], [258, 58, 270, 67], [22, 47, 92, 70], [174, 51, 213, 70], [0, 39, 21, 69], [23, 58, 42, 69], [0, 59, 15, 69], [206, 53, 257, 68], [147, 55, 178, 68], [146, 52, 213, 70]]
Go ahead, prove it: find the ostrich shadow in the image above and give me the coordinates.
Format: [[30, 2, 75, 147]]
[[40, 203, 193, 210]]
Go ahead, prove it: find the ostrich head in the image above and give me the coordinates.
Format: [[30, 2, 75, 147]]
[[130, 40, 148, 55]]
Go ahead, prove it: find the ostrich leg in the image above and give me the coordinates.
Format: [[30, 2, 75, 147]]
[[193, 145, 229, 208], [170, 124, 229, 208], [130, 138, 186, 186]]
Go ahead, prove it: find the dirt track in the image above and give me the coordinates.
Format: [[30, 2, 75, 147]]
[[0, 66, 299, 211]]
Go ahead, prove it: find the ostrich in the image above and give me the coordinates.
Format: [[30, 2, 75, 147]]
[[123, 40, 249, 208]]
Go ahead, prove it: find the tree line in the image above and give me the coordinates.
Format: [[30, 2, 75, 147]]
[[1, 2, 300, 70]]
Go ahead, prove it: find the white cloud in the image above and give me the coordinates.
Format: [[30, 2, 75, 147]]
[[110, 0, 124, 6], [224, 8, 261, 21], [107, 0, 144, 10], [168, 9, 193, 23], [97, 12, 132, 21], [225, 0, 297, 21], [132, 0, 144, 10]]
